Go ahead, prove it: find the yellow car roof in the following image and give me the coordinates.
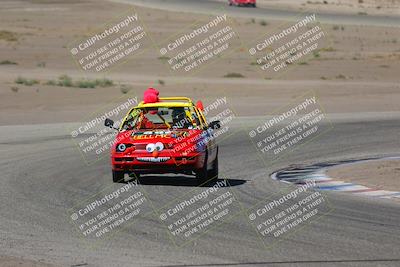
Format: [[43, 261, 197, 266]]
[[138, 102, 192, 108], [137, 97, 195, 108]]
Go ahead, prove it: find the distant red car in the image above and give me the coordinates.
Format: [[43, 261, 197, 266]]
[[105, 97, 220, 184], [229, 0, 256, 7]]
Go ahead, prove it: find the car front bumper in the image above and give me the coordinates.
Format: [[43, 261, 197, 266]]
[[112, 153, 205, 173]]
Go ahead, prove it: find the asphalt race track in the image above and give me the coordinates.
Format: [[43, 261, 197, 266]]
[[1, 1, 399, 266], [1, 114, 400, 267]]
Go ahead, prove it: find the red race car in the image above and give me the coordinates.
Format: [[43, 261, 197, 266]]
[[229, 0, 256, 7], [105, 96, 220, 184]]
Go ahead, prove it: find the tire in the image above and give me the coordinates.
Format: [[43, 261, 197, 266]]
[[196, 153, 208, 184], [252, 3, 256, 7], [112, 170, 125, 183], [208, 156, 219, 182]]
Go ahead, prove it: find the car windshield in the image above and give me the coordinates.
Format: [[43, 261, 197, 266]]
[[121, 106, 201, 130]]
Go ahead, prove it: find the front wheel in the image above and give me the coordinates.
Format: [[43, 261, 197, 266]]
[[112, 170, 125, 183]]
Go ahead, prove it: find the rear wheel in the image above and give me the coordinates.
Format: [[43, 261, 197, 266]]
[[208, 156, 219, 182], [196, 153, 208, 184], [112, 170, 125, 183]]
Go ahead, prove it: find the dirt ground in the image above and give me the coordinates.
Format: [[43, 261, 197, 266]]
[[327, 159, 400, 191], [0, 0, 399, 125], [0, 256, 59, 267], [251, 0, 400, 16]]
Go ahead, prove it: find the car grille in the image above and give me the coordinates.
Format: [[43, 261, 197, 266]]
[[115, 157, 134, 162]]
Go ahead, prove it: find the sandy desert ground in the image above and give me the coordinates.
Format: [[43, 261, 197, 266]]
[[328, 159, 400, 191], [237, 0, 400, 15]]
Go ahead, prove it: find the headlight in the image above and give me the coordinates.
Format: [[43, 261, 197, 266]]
[[116, 143, 127, 152], [155, 142, 164, 151], [146, 143, 156, 152]]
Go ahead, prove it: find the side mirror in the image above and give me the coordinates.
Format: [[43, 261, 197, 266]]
[[209, 120, 221, 130], [104, 118, 114, 128]]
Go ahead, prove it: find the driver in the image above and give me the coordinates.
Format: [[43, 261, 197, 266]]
[[137, 110, 154, 129]]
